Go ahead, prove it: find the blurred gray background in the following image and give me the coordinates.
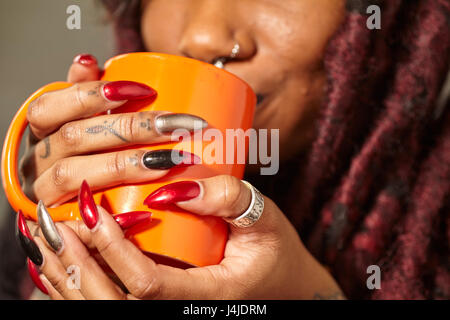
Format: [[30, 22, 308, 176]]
[[0, 0, 114, 227]]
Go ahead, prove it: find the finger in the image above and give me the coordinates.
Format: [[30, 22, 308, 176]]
[[67, 54, 101, 83], [19, 216, 77, 299], [26, 258, 50, 297], [33, 148, 177, 206], [144, 175, 277, 234], [75, 185, 225, 299], [33, 237, 85, 300], [28, 112, 206, 175], [38, 200, 151, 251], [27, 80, 156, 139], [39, 223, 126, 300], [39, 274, 65, 300]]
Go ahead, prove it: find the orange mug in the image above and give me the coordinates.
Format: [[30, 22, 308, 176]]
[[2, 52, 256, 268]]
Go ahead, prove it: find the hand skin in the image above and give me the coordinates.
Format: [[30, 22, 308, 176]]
[[28, 175, 344, 300], [19, 57, 202, 206]]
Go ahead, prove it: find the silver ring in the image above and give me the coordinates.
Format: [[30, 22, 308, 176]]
[[224, 180, 264, 228]]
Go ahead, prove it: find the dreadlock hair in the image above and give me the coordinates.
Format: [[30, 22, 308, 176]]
[[101, 0, 450, 299], [292, 0, 450, 299]]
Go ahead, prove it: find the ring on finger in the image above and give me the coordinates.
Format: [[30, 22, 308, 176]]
[[224, 180, 264, 228]]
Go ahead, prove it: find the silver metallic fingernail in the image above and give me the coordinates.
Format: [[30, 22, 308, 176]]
[[37, 200, 64, 254], [154, 113, 208, 135]]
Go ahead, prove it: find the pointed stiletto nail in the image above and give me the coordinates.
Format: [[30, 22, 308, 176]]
[[113, 211, 152, 229], [27, 258, 49, 295], [142, 149, 201, 170], [37, 201, 64, 253], [154, 113, 208, 135], [15, 211, 43, 266], [144, 181, 201, 208], [102, 81, 157, 101], [73, 53, 97, 66], [78, 180, 99, 229]]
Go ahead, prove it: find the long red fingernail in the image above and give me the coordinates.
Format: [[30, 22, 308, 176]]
[[78, 180, 99, 229], [27, 258, 48, 295], [143, 181, 200, 209], [102, 81, 157, 101], [73, 53, 97, 66], [113, 211, 152, 229]]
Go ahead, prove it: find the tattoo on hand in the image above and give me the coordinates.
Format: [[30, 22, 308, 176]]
[[313, 291, 346, 300], [87, 85, 100, 97], [140, 119, 151, 131], [129, 154, 139, 167], [39, 137, 51, 159], [85, 118, 129, 142]]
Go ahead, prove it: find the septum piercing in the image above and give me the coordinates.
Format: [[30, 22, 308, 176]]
[[230, 43, 240, 59], [213, 43, 240, 69]]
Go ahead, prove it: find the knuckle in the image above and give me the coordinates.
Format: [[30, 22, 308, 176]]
[[73, 83, 89, 112], [19, 153, 34, 179], [27, 94, 47, 125], [59, 122, 82, 147], [51, 160, 71, 189], [95, 235, 162, 299], [106, 152, 127, 180], [219, 175, 244, 211], [118, 114, 138, 141], [128, 273, 161, 299], [74, 221, 92, 247], [46, 272, 68, 294], [202, 268, 224, 299], [96, 235, 117, 257]]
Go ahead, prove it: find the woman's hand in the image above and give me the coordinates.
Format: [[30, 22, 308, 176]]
[[23, 177, 344, 300], [19, 54, 206, 206]]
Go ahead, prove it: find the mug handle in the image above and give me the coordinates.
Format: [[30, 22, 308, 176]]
[[1, 82, 81, 221]]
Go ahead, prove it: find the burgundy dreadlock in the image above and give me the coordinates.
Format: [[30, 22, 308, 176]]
[[101, 0, 450, 299]]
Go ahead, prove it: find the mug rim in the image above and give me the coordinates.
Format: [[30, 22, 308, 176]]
[[104, 52, 255, 92]]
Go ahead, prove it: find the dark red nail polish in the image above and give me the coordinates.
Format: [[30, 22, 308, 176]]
[[73, 54, 97, 66], [78, 180, 99, 229], [143, 181, 200, 208], [17, 210, 33, 239], [16, 211, 43, 266], [27, 258, 48, 295], [113, 211, 152, 229], [102, 81, 157, 101]]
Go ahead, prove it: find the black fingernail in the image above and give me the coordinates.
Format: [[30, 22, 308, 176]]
[[16, 211, 43, 266], [142, 149, 200, 170]]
